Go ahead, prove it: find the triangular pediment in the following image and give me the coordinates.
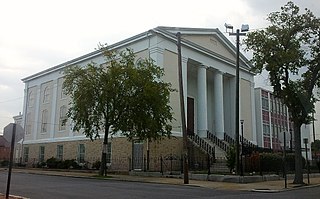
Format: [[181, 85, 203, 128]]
[[182, 34, 235, 61], [155, 26, 251, 70]]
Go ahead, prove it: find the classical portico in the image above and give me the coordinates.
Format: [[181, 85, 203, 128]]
[[186, 60, 229, 139]]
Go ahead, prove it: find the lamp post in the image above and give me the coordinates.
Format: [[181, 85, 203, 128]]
[[225, 23, 249, 175], [304, 138, 310, 185], [240, 119, 244, 176], [283, 131, 287, 188]]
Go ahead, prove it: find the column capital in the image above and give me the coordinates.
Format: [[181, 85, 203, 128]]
[[199, 64, 208, 69], [182, 57, 188, 63], [215, 69, 224, 75]]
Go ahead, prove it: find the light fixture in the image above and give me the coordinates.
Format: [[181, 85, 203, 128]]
[[224, 23, 234, 32], [241, 24, 249, 32]]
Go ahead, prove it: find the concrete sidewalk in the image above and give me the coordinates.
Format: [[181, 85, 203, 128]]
[[3, 168, 320, 193]]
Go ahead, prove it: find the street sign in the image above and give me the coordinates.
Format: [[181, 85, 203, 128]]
[[3, 123, 24, 143]]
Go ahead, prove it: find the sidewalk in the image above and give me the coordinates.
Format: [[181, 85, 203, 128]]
[[3, 168, 320, 192]]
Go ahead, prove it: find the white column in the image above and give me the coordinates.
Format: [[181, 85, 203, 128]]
[[214, 70, 225, 139], [197, 65, 208, 137], [50, 79, 58, 138], [182, 57, 188, 122]]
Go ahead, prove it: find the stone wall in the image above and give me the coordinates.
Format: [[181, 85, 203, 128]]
[[22, 136, 184, 171]]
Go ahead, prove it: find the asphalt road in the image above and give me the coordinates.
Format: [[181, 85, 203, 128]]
[[0, 171, 320, 199]]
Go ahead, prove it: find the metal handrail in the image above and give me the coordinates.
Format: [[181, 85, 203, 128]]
[[224, 132, 257, 149], [207, 131, 230, 152], [188, 134, 215, 158]]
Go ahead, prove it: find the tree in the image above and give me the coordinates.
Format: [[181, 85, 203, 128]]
[[244, 1, 320, 184], [63, 46, 174, 176]]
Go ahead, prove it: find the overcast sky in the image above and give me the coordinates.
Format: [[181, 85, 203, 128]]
[[0, 0, 319, 133]]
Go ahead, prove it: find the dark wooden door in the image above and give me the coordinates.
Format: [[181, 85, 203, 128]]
[[187, 97, 194, 136]]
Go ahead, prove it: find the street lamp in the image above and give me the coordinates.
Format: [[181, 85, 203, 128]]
[[240, 119, 244, 176], [283, 131, 287, 188], [304, 138, 310, 184], [225, 23, 249, 175]]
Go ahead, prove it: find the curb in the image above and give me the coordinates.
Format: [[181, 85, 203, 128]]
[[251, 183, 320, 193]]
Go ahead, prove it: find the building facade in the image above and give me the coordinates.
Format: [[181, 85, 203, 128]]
[[255, 87, 314, 159], [20, 27, 256, 170]]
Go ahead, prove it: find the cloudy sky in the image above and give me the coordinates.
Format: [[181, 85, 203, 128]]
[[0, 0, 319, 133]]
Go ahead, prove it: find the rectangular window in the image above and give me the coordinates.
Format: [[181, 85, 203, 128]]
[[262, 97, 269, 110], [263, 124, 270, 136], [59, 106, 67, 131], [39, 146, 45, 162], [107, 142, 112, 164], [41, 109, 48, 133], [78, 144, 85, 163], [23, 147, 29, 162], [57, 145, 63, 160]]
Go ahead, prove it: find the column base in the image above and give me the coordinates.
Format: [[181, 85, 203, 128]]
[[198, 130, 207, 138], [216, 131, 224, 140]]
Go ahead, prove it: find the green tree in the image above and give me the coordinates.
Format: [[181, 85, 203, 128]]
[[226, 145, 236, 173], [244, 1, 320, 184], [63, 46, 174, 176]]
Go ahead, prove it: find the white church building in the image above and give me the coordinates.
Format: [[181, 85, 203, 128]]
[[20, 26, 256, 170]]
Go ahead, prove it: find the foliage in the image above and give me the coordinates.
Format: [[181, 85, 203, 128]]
[[92, 160, 101, 170], [244, 1, 320, 184], [46, 157, 82, 169], [311, 140, 320, 152], [260, 153, 282, 173], [0, 160, 9, 167], [63, 45, 174, 176], [226, 145, 236, 173]]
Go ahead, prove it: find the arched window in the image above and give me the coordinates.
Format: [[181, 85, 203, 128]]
[[41, 109, 48, 133], [43, 86, 50, 103], [59, 105, 67, 131]]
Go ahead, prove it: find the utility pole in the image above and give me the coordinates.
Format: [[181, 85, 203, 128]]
[[227, 26, 247, 175], [6, 123, 16, 199], [177, 32, 189, 184]]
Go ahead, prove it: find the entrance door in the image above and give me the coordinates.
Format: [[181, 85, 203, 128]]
[[187, 97, 195, 136], [133, 140, 144, 170]]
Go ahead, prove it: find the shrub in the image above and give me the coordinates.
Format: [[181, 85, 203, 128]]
[[46, 157, 60, 168], [260, 153, 282, 173], [92, 160, 101, 170], [226, 145, 236, 173], [1, 160, 9, 167], [37, 162, 47, 168]]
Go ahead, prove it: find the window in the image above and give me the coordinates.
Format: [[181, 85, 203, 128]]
[[41, 109, 48, 133], [57, 145, 63, 160], [107, 142, 112, 164], [59, 106, 67, 131], [61, 82, 67, 99], [43, 86, 50, 103], [28, 91, 34, 107], [263, 124, 270, 136], [261, 96, 269, 110], [26, 113, 32, 135], [78, 144, 85, 163], [23, 147, 29, 162], [262, 110, 270, 124], [39, 146, 45, 162]]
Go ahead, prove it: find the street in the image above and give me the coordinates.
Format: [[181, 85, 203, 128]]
[[1, 171, 320, 199]]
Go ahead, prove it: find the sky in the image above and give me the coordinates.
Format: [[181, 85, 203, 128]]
[[0, 0, 319, 133]]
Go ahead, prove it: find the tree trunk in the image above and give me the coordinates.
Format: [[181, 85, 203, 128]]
[[99, 126, 109, 176], [293, 122, 304, 184]]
